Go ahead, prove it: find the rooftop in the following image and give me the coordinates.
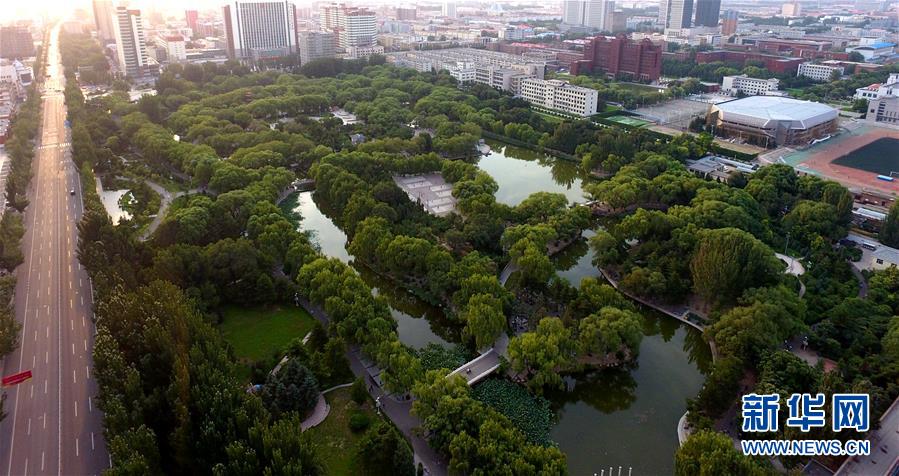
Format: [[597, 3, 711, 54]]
[[713, 96, 838, 128]]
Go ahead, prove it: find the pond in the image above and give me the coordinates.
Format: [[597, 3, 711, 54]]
[[480, 141, 711, 475], [479, 140, 591, 206], [99, 189, 132, 225], [548, 228, 710, 475], [281, 191, 457, 350]]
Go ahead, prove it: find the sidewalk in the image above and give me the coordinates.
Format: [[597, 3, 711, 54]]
[[296, 296, 448, 476]]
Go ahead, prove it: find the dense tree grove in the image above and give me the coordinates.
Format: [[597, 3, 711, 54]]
[[57, 27, 899, 474]]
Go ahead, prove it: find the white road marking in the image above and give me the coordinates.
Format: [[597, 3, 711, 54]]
[[75, 438, 79, 457], [27, 419, 31, 435], [45, 351, 48, 364], [89, 397, 93, 412], [29, 384, 33, 399], [74, 400, 78, 417], [44, 381, 47, 394], [91, 432, 95, 450]]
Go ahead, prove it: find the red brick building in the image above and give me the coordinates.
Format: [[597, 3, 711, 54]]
[[695, 49, 805, 74], [570, 34, 662, 81]]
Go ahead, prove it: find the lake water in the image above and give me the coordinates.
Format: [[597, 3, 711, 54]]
[[483, 142, 711, 475], [282, 191, 456, 349], [289, 140, 710, 473], [479, 140, 590, 206]]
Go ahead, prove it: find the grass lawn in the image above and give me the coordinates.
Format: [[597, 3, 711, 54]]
[[219, 304, 316, 363], [534, 110, 565, 123], [307, 388, 381, 475]]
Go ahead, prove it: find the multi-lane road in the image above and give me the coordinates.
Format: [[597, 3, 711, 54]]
[[0, 24, 108, 475]]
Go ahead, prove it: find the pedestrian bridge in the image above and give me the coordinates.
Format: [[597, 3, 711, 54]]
[[447, 349, 501, 385], [446, 333, 509, 386]]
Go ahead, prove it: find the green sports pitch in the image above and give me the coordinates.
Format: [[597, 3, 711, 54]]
[[606, 115, 651, 127]]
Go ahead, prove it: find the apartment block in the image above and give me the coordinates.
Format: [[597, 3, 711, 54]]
[[570, 34, 662, 81]]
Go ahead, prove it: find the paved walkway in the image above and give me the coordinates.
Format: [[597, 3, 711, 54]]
[[295, 296, 448, 476], [301, 395, 329, 431], [136, 179, 203, 241]]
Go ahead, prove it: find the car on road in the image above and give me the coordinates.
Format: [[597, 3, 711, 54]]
[[69, 189, 75, 196]]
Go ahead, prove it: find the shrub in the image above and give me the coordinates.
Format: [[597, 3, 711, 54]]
[[348, 410, 371, 433], [351, 377, 368, 405]]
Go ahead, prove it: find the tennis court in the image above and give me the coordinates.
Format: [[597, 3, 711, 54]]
[[606, 115, 650, 127]]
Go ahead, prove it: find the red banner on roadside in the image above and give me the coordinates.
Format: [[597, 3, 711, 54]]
[[2, 370, 33, 387]]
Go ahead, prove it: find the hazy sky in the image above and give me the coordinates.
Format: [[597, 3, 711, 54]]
[[0, 0, 327, 23]]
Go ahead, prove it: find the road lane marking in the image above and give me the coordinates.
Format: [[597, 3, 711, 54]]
[[75, 438, 79, 457], [85, 366, 90, 380], [74, 400, 78, 417], [41, 452, 44, 471], [45, 351, 48, 364], [83, 339, 87, 351], [44, 381, 47, 394], [91, 432, 95, 450], [72, 343, 74, 355], [27, 418, 31, 435], [43, 412, 46, 427], [30, 384, 33, 399]]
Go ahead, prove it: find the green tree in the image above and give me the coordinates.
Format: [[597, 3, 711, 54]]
[[461, 293, 506, 350], [508, 317, 573, 393], [260, 358, 320, 418], [676, 430, 771, 476], [576, 307, 643, 359], [880, 202, 899, 247], [690, 228, 783, 303], [356, 422, 415, 476]]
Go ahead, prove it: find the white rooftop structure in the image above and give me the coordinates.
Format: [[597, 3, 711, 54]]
[[713, 96, 838, 130]]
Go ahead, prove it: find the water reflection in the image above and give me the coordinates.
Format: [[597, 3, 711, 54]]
[[479, 140, 591, 206], [281, 191, 456, 349]]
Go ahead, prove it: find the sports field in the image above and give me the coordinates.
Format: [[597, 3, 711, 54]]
[[783, 124, 899, 194], [831, 137, 899, 175], [607, 115, 650, 127]]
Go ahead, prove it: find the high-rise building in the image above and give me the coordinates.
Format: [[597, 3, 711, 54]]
[[156, 34, 187, 62], [663, 0, 693, 30], [564, 0, 613, 30], [721, 9, 738, 35], [92, 0, 115, 42], [571, 34, 663, 81], [112, 6, 149, 77], [396, 7, 417, 21], [298, 31, 336, 64], [185, 10, 199, 34], [584, 0, 615, 31], [442, 2, 457, 18], [562, 0, 586, 25], [0, 27, 34, 59], [223, 0, 298, 60], [781, 1, 801, 16], [321, 4, 377, 50], [693, 0, 720, 27]]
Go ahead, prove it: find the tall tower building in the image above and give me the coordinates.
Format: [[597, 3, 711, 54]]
[[112, 6, 149, 77], [185, 10, 199, 35], [338, 7, 377, 48], [0, 27, 35, 59], [442, 2, 457, 18], [693, 0, 720, 27], [584, 0, 615, 31], [222, 0, 298, 60], [92, 0, 115, 42], [562, 0, 585, 25], [662, 0, 693, 29], [721, 9, 738, 35]]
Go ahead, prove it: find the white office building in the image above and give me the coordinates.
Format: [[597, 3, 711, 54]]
[[865, 96, 899, 124], [298, 31, 336, 64], [156, 34, 187, 62], [722, 74, 780, 96], [854, 73, 899, 100], [660, 0, 693, 29], [389, 48, 546, 93], [338, 7, 377, 49], [519, 78, 598, 116], [797, 62, 844, 82], [346, 45, 384, 59], [562, 0, 586, 25], [112, 6, 150, 77], [222, 0, 297, 60]]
